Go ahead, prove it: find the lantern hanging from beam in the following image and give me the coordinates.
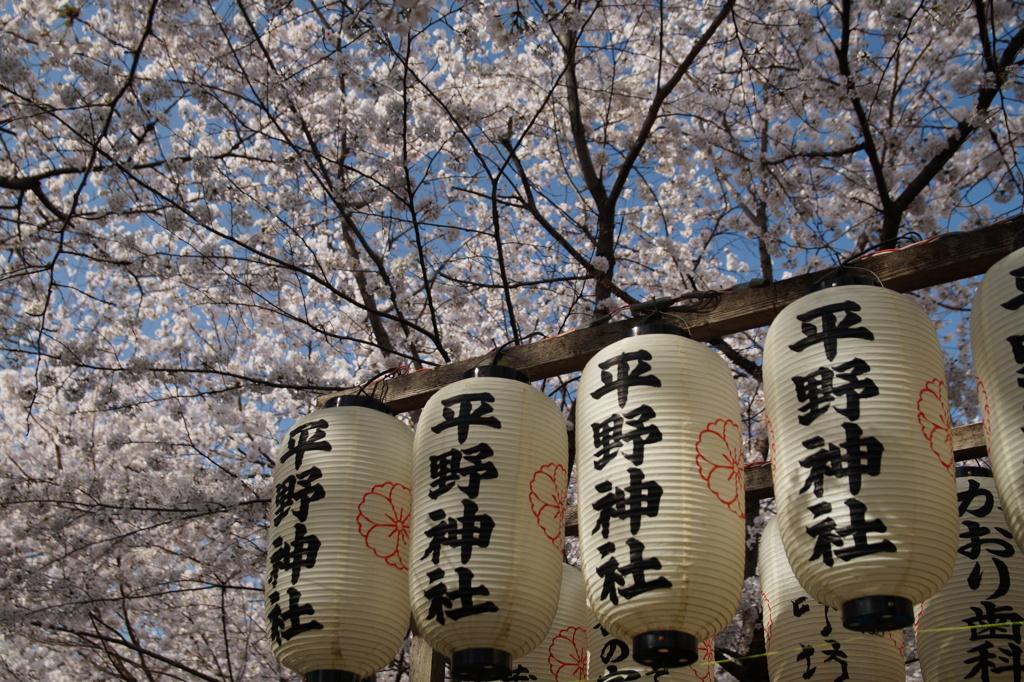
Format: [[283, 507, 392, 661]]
[[410, 366, 569, 681], [265, 396, 413, 682], [759, 517, 905, 681], [971, 245, 1024, 551], [587, 612, 717, 682], [915, 466, 1024, 681], [576, 325, 745, 668], [511, 563, 589, 682], [762, 277, 958, 631]]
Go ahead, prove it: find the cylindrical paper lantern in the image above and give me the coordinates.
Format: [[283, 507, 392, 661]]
[[410, 365, 569, 680], [762, 278, 958, 631], [510, 563, 589, 682], [759, 518, 905, 681], [915, 466, 1024, 681], [587, 612, 717, 682], [265, 396, 413, 681], [972, 246, 1024, 551], [576, 325, 746, 668]]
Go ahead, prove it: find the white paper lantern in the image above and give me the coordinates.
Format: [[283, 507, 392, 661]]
[[762, 278, 958, 631], [971, 246, 1024, 551], [759, 518, 905, 681], [915, 466, 1024, 681], [576, 325, 746, 668], [587, 612, 717, 682], [410, 366, 569, 680], [509, 563, 589, 682], [265, 396, 414, 681]]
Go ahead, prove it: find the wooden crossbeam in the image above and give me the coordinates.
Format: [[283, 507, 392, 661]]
[[320, 218, 1024, 413]]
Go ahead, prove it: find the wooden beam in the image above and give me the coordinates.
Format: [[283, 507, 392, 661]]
[[564, 422, 987, 535], [320, 218, 1024, 414], [409, 634, 446, 682]]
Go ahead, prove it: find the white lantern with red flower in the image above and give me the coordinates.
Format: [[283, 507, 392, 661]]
[[576, 325, 745, 668], [587, 611, 717, 682], [915, 466, 1024, 681], [510, 563, 589, 682], [410, 366, 569, 681], [265, 396, 413, 682], [762, 278, 958, 631], [971, 246, 1024, 550], [759, 518, 905, 681]]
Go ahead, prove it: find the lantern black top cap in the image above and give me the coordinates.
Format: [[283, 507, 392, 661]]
[[322, 394, 390, 413], [621, 323, 687, 339], [956, 465, 994, 478], [462, 365, 530, 383], [806, 275, 883, 294]]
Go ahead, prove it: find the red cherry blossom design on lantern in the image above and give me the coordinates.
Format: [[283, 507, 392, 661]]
[[530, 462, 567, 547], [761, 591, 773, 651], [356, 482, 412, 570], [547, 626, 587, 682], [888, 629, 905, 658], [978, 378, 992, 442], [694, 639, 716, 680], [696, 419, 745, 519], [917, 378, 954, 473]]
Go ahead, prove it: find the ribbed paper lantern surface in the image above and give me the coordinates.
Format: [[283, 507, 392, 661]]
[[762, 279, 958, 631], [915, 467, 1024, 681], [509, 563, 588, 682], [264, 396, 413, 681], [576, 325, 745, 668], [759, 518, 905, 681], [972, 246, 1024, 551], [587, 612, 717, 682], [410, 366, 569, 681]]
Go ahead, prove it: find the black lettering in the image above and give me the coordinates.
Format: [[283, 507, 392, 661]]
[[280, 419, 331, 470], [601, 537, 672, 602], [833, 498, 897, 562], [268, 523, 321, 588], [420, 500, 495, 565], [273, 467, 325, 527], [590, 404, 662, 469], [430, 393, 500, 444], [1001, 266, 1024, 311], [590, 468, 663, 538], [788, 301, 874, 361], [799, 422, 884, 497], [266, 587, 323, 645], [428, 443, 497, 499], [590, 351, 662, 408], [964, 602, 1024, 642]]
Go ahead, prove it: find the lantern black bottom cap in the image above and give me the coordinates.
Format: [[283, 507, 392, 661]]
[[451, 648, 512, 681], [633, 631, 698, 668], [842, 595, 914, 632], [305, 672, 361, 682]]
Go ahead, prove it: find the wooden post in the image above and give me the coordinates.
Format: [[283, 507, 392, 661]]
[[409, 634, 446, 682]]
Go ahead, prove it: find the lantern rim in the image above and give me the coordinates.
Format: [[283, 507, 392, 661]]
[[841, 595, 914, 632], [632, 631, 698, 669], [805, 275, 883, 293], [450, 648, 513, 681], [955, 464, 993, 478], [321, 394, 391, 413], [460, 364, 530, 383], [620, 323, 687, 339], [304, 672, 362, 682]]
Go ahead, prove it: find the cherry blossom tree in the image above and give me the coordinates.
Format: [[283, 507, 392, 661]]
[[0, 0, 1020, 679]]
